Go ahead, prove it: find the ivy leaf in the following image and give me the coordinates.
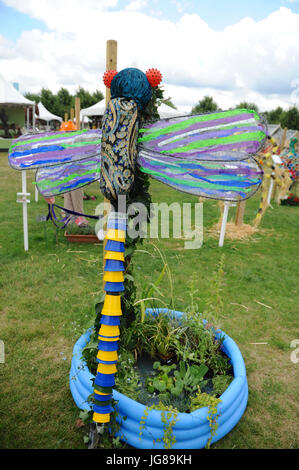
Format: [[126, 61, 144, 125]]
[[153, 378, 167, 392]]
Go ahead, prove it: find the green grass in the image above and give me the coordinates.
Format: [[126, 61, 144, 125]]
[[1, 154, 298, 449]]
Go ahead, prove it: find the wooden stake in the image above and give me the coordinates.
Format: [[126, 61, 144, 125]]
[[235, 200, 246, 227], [70, 108, 75, 121], [64, 112, 68, 122], [105, 40, 117, 106], [281, 127, 287, 150], [103, 40, 118, 287]]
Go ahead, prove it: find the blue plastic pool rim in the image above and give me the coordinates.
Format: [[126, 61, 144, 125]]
[[69, 308, 248, 449]]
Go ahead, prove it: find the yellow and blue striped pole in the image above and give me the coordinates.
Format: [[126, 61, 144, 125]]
[[93, 212, 126, 424]]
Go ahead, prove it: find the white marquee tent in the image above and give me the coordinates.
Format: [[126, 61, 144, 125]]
[[80, 100, 106, 119], [80, 100, 187, 122], [37, 102, 62, 125], [157, 103, 187, 119], [0, 74, 34, 107]]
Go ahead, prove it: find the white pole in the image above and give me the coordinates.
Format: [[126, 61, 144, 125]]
[[267, 177, 274, 206], [219, 201, 230, 247], [35, 184, 39, 202], [21, 171, 29, 251], [32, 104, 36, 131], [26, 107, 30, 131]]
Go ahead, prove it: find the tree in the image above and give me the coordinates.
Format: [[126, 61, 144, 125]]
[[281, 106, 299, 131], [191, 96, 219, 114], [25, 86, 104, 120], [265, 106, 284, 124], [40, 88, 56, 115], [236, 102, 259, 112]]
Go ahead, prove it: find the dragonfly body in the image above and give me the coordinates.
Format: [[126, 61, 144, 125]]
[[100, 97, 138, 202]]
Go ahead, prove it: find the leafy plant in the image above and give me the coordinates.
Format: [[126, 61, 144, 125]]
[[114, 350, 142, 401], [203, 253, 226, 327], [139, 402, 179, 450], [212, 374, 233, 397], [190, 388, 222, 449], [172, 361, 209, 395]]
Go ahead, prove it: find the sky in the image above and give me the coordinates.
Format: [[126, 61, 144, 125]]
[[1, 0, 299, 112]]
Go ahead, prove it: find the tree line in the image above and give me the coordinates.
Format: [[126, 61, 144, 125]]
[[191, 96, 299, 130], [25, 87, 104, 120]]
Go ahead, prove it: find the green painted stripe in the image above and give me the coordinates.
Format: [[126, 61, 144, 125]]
[[158, 121, 258, 147], [138, 109, 259, 143], [10, 128, 90, 149], [61, 139, 101, 149], [140, 166, 252, 192], [38, 168, 101, 189], [160, 131, 264, 154]]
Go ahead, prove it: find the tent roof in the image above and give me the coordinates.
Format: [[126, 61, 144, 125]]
[[268, 124, 298, 142], [157, 103, 187, 119], [0, 75, 34, 106], [80, 101, 188, 119], [37, 102, 62, 122], [81, 100, 105, 117]]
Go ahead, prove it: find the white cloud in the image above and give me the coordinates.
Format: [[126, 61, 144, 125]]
[[124, 0, 148, 12], [1, 1, 299, 111]]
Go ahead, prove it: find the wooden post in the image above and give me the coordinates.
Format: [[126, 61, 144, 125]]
[[70, 107, 75, 121], [103, 40, 118, 287], [106, 40, 117, 106], [64, 112, 68, 122], [235, 200, 246, 227], [75, 97, 80, 131], [280, 128, 287, 150]]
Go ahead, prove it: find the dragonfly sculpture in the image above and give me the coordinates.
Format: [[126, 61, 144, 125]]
[[8, 67, 267, 425]]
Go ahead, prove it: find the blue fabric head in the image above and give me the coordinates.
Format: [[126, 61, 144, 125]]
[[110, 67, 152, 111]]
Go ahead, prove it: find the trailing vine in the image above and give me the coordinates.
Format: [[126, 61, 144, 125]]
[[139, 402, 179, 450], [190, 388, 222, 449]]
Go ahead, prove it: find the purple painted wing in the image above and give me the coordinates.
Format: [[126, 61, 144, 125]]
[[138, 108, 267, 159], [8, 129, 102, 170], [35, 155, 101, 197], [137, 108, 266, 201]]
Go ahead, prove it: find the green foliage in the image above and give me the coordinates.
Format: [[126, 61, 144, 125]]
[[125, 312, 184, 361], [190, 388, 221, 448], [191, 95, 219, 114], [203, 253, 226, 327], [212, 374, 233, 397], [141, 85, 171, 122], [146, 360, 209, 399], [114, 350, 142, 401], [139, 403, 179, 449], [281, 106, 299, 130], [25, 86, 104, 120], [236, 101, 259, 112], [265, 106, 284, 125]]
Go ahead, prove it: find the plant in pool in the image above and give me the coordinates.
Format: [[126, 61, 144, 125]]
[[190, 388, 222, 449]]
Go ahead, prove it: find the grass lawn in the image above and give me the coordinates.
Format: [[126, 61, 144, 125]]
[[0, 153, 298, 449]]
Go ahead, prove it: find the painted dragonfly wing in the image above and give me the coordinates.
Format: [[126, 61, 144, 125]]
[[137, 108, 266, 201], [35, 155, 102, 197], [138, 108, 267, 160], [8, 128, 102, 170], [137, 150, 263, 201]]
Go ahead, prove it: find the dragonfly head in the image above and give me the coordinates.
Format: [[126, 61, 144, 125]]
[[103, 67, 162, 111]]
